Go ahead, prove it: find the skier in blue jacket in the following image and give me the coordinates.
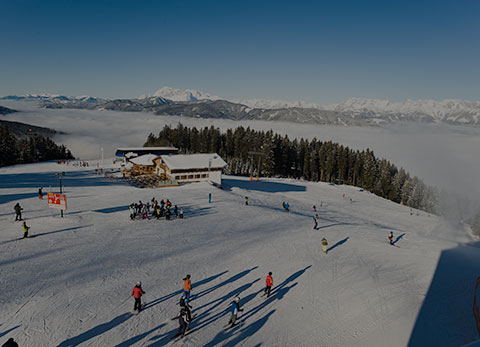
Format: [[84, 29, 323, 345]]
[[228, 296, 243, 327]]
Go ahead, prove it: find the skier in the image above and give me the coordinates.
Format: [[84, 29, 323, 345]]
[[264, 272, 273, 297], [174, 205, 178, 218], [38, 187, 43, 200], [166, 208, 171, 220], [182, 274, 192, 308], [129, 204, 135, 220], [313, 205, 316, 212], [228, 296, 243, 327], [282, 202, 289, 211], [321, 237, 328, 254], [14, 203, 23, 221], [313, 214, 319, 230], [22, 221, 30, 238], [245, 196, 248, 205], [179, 207, 184, 219], [2, 338, 18, 347], [208, 193, 212, 203], [388, 231, 394, 245], [171, 298, 192, 339], [131, 281, 146, 313]]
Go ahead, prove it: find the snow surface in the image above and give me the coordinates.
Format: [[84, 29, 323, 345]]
[[1, 160, 479, 346]]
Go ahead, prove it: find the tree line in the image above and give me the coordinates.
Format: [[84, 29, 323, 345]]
[[144, 124, 438, 214], [0, 125, 74, 167]]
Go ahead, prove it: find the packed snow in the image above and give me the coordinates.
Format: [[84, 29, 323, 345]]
[[1, 160, 479, 346]]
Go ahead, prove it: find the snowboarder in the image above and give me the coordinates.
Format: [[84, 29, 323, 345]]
[[228, 296, 243, 327], [171, 299, 192, 339], [38, 187, 43, 200], [313, 214, 319, 229], [321, 237, 328, 254], [14, 203, 23, 221], [388, 231, 394, 245], [264, 272, 273, 297], [132, 281, 145, 313], [208, 193, 212, 203], [22, 221, 30, 238], [245, 196, 249, 205], [2, 338, 18, 347], [182, 274, 192, 308], [179, 207, 184, 219]]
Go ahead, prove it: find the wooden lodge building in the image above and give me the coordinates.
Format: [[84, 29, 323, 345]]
[[124, 152, 227, 186]]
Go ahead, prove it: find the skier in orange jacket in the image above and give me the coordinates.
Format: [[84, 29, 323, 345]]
[[182, 274, 192, 308]]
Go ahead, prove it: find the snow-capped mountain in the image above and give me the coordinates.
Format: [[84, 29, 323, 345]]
[[139, 86, 221, 102], [3, 88, 480, 126], [324, 98, 480, 125], [231, 98, 324, 110]]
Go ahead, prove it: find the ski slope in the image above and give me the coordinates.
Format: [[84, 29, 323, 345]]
[[0, 161, 479, 346]]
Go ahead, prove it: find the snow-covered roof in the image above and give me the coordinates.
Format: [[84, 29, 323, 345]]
[[129, 154, 158, 166], [160, 153, 227, 170], [117, 147, 177, 151]]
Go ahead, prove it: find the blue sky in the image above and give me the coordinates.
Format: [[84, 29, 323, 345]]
[[1, 0, 479, 103]]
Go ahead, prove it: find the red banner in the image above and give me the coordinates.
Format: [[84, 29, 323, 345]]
[[47, 192, 67, 210]]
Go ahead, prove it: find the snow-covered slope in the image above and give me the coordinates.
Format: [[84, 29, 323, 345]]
[[1, 161, 479, 346]]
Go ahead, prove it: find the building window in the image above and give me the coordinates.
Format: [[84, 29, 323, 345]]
[[201, 174, 207, 178], [181, 175, 187, 179], [195, 174, 200, 178], [188, 175, 194, 179]]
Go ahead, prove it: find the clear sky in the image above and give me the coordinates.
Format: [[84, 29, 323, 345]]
[[1, 0, 479, 103]]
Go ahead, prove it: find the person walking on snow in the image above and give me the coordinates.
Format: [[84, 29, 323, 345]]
[[388, 231, 394, 245], [208, 193, 212, 203], [245, 196, 249, 205], [132, 281, 145, 312], [172, 299, 192, 339], [313, 214, 319, 229], [313, 205, 317, 212], [179, 207, 184, 219], [264, 272, 273, 297], [321, 237, 328, 254], [22, 221, 30, 238], [38, 187, 43, 200], [14, 203, 23, 221], [182, 274, 193, 308], [228, 296, 244, 327]]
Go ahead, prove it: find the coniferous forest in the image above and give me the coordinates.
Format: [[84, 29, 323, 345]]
[[0, 125, 74, 167], [144, 124, 439, 214]]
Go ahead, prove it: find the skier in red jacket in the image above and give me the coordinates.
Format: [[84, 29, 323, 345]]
[[132, 282, 145, 312], [264, 272, 273, 297]]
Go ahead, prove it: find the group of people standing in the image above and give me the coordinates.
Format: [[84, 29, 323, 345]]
[[129, 198, 183, 221], [131, 271, 275, 340]]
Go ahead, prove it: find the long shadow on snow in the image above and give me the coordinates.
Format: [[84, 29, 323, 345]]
[[0, 192, 39, 205], [408, 242, 480, 347], [0, 225, 92, 245], [0, 325, 20, 339], [57, 312, 133, 347], [222, 178, 306, 193], [392, 233, 405, 245], [204, 266, 311, 346], [147, 270, 259, 345], [327, 237, 349, 253], [115, 323, 166, 347], [29, 224, 93, 238], [0, 170, 127, 190], [143, 270, 229, 310], [190, 279, 261, 333], [180, 204, 216, 218]]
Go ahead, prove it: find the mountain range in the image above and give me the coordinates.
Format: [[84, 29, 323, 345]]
[[2, 88, 480, 126]]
